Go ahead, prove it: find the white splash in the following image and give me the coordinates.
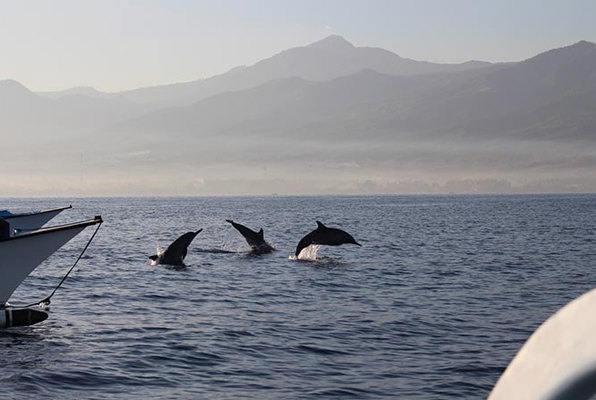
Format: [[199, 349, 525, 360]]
[[290, 245, 321, 261], [150, 243, 164, 266]]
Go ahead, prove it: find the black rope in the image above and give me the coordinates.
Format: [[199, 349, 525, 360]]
[[23, 221, 103, 308]]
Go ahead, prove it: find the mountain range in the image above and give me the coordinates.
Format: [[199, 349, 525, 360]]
[[2, 36, 596, 195]]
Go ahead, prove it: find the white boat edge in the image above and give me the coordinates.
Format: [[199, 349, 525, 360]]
[[488, 287, 596, 400], [0, 216, 103, 316], [2, 205, 72, 235]]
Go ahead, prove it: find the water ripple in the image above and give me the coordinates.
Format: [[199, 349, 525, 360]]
[[1, 195, 596, 399]]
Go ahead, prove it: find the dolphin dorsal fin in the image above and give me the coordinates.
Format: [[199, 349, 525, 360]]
[[316, 221, 326, 229], [258, 228, 264, 238]]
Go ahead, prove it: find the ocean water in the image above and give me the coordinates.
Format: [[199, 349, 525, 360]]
[[1, 195, 595, 399]]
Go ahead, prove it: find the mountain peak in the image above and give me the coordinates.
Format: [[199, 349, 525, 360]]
[[560, 40, 596, 54], [523, 39, 596, 66], [0, 79, 29, 92], [572, 40, 596, 48], [0, 79, 37, 100], [308, 35, 355, 50]]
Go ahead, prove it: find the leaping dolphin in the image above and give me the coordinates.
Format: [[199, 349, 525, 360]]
[[149, 229, 203, 266], [226, 219, 275, 254], [295, 221, 361, 257]]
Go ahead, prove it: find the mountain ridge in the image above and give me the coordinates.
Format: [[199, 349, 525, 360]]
[[78, 35, 493, 108], [3, 37, 596, 195], [117, 39, 596, 144]]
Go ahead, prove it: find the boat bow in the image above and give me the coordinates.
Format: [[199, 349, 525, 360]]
[[0, 216, 102, 307], [2, 205, 72, 236]]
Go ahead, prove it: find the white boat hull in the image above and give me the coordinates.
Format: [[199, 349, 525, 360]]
[[0, 216, 102, 306], [489, 288, 596, 400]]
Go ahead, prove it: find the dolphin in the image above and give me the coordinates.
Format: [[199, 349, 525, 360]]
[[226, 219, 274, 254], [149, 229, 203, 266], [295, 221, 361, 257]]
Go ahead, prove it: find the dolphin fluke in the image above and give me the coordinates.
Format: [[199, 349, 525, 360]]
[[226, 219, 274, 254], [295, 221, 361, 257], [150, 228, 203, 266]]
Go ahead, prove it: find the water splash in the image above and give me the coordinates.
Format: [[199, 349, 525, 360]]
[[149, 244, 165, 266], [289, 245, 321, 261]]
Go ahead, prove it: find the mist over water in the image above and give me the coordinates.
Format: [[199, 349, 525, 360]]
[[1, 195, 595, 399]]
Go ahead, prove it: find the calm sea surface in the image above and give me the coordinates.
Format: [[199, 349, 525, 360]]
[[1, 195, 595, 399]]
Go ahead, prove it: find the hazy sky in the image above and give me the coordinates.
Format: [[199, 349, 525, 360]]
[[1, 0, 595, 92]]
